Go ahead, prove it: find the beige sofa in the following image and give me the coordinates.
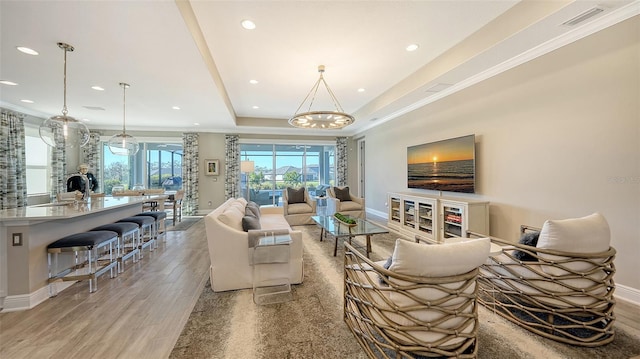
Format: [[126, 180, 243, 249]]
[[204, 198, 304, 292]]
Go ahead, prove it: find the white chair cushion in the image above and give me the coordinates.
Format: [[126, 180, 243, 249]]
[[537, 212, 610, 252], [340, 201, 363, 211], [536, 213, 610, 276], [287, 202, 313, 215], [389, 237, 490, 277]]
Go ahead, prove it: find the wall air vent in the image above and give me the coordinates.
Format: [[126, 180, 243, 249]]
[[425, 83, 453, 93], [561, 7, 605, 26]]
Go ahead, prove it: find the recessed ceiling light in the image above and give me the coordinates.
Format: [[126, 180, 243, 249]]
[[20, 99, 34, 103], [249, 79, 258, 85], [406, 44, 419, 52], [172, 106, 181, 110], [16, 46, 38, 55], [82, 118, 90, 122], [193, 122, 200, 126], [252, 105, 260, 109], [0, 80, 18, 86], [241, 19, 256, 30], [357, 88, 365, 93], [91, 86, 105, 91]]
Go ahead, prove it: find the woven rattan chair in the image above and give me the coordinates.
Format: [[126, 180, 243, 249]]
[[344, 238, 489, 359], [470, 221, 616, 347]]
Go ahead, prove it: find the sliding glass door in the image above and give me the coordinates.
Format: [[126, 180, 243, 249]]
[[240, 142, 335, 206], [102, 141, 183, 194]]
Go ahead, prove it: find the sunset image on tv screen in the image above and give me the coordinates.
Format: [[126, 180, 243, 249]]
[[407, 135, 475, 193]]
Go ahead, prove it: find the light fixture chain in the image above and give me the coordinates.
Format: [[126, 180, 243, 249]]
[[293, 77, 322, 114], [320, 77, 345, 112], [122, 84, 127, 134], [62, 45, 68, 116]]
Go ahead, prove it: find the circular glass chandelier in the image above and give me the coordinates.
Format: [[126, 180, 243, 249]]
[[39, 42, 90, 148], [107, 83, 139, 156], [289, 65, 355, 129]]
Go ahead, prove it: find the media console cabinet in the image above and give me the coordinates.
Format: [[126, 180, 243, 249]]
[[387, 192, 489, 244]]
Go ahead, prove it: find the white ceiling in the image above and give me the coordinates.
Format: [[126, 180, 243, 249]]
[[1, 0, 636, 137]]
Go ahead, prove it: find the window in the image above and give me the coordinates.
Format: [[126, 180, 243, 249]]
[[25, 126, 51, 195], [102, 140, 182, 194], [240, 142, 335, 206]]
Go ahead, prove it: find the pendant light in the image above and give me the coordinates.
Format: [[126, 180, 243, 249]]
[[108, 82, 139, 156], [39, 42, 90, 148], [289, 65, 355, 129]]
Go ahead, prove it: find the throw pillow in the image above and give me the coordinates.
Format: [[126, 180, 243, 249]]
[[512, 231, 540, 262], [246, 202, 260, 218], [333, 186, 351, 202], [287, 187, 305, 204], [378, 256, 393, 285], [242, 214, 261, 232], [389, 237, 490, 277]]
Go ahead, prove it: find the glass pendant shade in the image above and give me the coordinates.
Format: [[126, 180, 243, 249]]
[[108, 133, 139, 156], [39, 115, 90, 148], [289, 65, 355, 129], [108, 82, 139, 156], [39, 42, 90, 148]]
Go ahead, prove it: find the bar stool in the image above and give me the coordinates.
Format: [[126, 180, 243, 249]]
[[117, 216, 155, 257], [135, 211, 167, 246], [47, 230, 118, 295], [90, 222, 140, 273]]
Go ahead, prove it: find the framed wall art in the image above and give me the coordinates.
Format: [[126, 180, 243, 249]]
[[205, 159, 220, 176]]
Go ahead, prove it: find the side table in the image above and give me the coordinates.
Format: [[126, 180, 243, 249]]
[[315, 196, 327, 216], [251, 232, 293, 305]]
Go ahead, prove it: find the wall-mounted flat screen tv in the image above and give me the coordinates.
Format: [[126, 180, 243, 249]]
[[407, 134, 475, 193]]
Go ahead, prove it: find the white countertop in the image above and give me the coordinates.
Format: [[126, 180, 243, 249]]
[[0, 195, 165, 223]]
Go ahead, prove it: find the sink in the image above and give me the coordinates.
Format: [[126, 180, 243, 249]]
[[33, 201, 75, 207]]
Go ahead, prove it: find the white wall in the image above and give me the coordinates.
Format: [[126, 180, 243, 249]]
[[362, 17, 640, 296]]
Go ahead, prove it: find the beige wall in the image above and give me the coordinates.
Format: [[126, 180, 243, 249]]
[[197, 133, 227, 212], [362, 17, 640, 293]]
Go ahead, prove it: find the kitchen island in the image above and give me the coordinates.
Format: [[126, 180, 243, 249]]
[[0, 195, 165, 312]]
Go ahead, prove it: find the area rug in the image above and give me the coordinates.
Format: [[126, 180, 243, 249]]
[[167, 217, 203, 232], [170, 225, 640, 359]]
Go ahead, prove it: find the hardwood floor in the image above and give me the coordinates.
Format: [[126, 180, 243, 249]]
[[0, 219, 211, 359], [1, 217, 639, 358]]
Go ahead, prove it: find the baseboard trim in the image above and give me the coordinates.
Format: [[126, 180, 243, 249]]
[[367, 208, 387, 221], [1, 281, 75, 313], [615, 284, 640, 306]]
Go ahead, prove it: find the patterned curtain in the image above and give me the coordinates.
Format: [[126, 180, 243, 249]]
[[182, 132, 199, 215], [81, 131, 102, 192], [224, 135, 240, 199], [50, 128, 67, 200], [0, 110, 28, 209], [336, 137, 348, 187]]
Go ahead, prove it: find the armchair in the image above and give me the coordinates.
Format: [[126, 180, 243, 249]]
[[472, 213, 616, 347], [282, 187, 317, 225], [344, 238, 490, 359], [327, 186, 365, 218]]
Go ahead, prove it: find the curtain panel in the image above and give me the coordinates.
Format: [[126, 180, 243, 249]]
[[182, 132, 199, 215], [0, 110, 28, 209], [81, 132, 102, 192], [224, 135, 240, 200], [50, 129, 66, 200], [336, 137, 348, 187]]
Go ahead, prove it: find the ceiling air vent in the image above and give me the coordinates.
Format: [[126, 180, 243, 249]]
[[83, 106, 105, 111], [562, 7, 605, 26]]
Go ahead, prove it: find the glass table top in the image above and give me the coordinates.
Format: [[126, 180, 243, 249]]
[[311, 215, 388, 237]]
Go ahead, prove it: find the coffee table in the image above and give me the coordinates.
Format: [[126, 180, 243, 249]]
[[311, 215, 389, 257]]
